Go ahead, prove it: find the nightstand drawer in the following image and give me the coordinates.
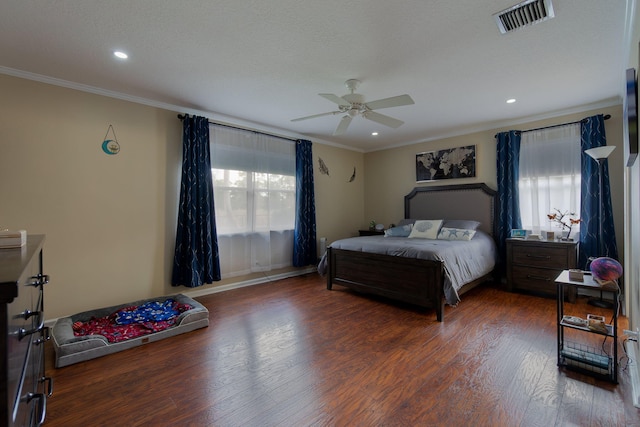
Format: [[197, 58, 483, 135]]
[[512, 266, 577, 301], [512, 246, 569, 269], [512, 265, 560, 289], [506, 238, 578, 301]]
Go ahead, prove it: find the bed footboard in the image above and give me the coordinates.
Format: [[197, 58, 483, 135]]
[[326, 247, 445, 321]]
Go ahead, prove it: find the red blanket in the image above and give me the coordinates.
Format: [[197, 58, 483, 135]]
[[72, 300, 192, 343]]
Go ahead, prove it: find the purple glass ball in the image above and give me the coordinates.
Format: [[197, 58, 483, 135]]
[[589, 257, 623, 282]]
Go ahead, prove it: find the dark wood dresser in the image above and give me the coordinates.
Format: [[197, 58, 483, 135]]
[[0, 235, 52, 426], [506, 238, 579, 302]]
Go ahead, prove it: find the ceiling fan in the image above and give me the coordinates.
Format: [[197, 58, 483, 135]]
[[291, 79, 415, 136]]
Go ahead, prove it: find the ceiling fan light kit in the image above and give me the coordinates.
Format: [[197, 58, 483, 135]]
[[292, 79, 415, 136]]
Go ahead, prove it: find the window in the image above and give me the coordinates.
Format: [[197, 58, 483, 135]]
[[212, 169, 295, 234], [210, 125, 295, 277], [518, 123, 581, 236]]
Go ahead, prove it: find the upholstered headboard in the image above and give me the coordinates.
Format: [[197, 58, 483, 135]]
[[404, 183, 497, 237]]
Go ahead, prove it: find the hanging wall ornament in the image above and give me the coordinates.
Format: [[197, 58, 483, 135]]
[[318, 157, 330, 176], [101, 124, 120, 155], [348, 167, 356, 182]]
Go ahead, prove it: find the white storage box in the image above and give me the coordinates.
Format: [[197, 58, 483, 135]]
[[0, 230, 26, 248]]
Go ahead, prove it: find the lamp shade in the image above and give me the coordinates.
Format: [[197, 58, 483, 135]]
[[585, 146, 616, 160], [589, 257, 623, 282]]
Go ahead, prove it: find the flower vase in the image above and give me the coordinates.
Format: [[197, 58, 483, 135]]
[[560, 231, 572, 241]]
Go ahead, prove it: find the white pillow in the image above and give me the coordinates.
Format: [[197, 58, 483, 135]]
[[437, 227, 476, 241], [408, 220, 443, 239]]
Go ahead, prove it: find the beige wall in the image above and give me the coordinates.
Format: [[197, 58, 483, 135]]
[[0, 74, 183, 318], [0, 74, 363, 319], [313, 143, 365, 243], [364, 105, 625, 265]]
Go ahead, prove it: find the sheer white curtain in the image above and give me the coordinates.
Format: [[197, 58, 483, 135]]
[[210, 125, 295, 278], [518, 123, 581, 235]]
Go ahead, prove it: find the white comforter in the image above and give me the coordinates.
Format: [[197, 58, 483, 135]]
[[318, 231, 497, 305]]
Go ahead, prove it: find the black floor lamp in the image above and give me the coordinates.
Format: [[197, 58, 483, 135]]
[[584, 145, 616, 308]]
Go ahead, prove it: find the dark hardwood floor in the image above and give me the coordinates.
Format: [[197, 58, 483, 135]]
[[43, 273, 640, 426]]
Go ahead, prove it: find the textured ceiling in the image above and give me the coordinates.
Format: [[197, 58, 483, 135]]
[[0, 0, 632, 152]]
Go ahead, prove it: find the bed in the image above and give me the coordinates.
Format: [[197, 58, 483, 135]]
[[322, 183, 498, 322]]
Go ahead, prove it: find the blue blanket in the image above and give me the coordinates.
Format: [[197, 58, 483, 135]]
[[115, 299, 180, 325]]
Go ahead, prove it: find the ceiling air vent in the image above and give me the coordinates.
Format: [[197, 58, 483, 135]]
[[493, 0, 555, 34]]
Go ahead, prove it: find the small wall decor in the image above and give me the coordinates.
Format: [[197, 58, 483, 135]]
[[416, 145, 476, 182], [348, 167, 356, 182], [318, 157, 330, 176], [101, 124, 120, 155]]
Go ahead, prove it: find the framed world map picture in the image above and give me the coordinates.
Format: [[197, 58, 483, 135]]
[[416, 145, 476, 182]]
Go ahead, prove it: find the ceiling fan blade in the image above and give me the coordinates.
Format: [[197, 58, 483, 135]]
[[334, 115, 352, 135], [319, 93, 351, 107], [291, 111, 339, 122], [363, 111, 404, 128], [365, 94, 415, 110]]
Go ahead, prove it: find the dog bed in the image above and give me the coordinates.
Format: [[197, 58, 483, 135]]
[[51, 294, 209, 367]]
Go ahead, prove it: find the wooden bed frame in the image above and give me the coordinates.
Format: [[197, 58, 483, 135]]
[[326, 183, 497, 322]]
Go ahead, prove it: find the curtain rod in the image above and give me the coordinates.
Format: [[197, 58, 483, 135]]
[[177, 114, 298, 143], [494, 114, 611, 138]]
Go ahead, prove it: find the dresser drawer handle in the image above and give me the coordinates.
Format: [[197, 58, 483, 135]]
[[28, 273, 49, 287], [40, 375, 54, 397], [18, 314, 44, 340], [527, 274, 551, 281], [526, 254, 551, 259], [34, 326, 51, 345], [21, 392, 47, 426], [17, 309, 40, 320]]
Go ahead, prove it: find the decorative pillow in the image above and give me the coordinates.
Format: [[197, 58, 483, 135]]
[[442, 219, 481, 231], [408, 220, 443, 239], [384, 224, 413, 237], [437, 227, 476, 241]]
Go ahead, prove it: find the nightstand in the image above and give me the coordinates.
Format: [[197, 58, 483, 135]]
[[359, 229, 385, 236], [506, 238, 579, 302]]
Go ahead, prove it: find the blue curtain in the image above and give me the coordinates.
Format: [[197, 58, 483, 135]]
[[172, 115, 221, 287], [293, 139, 317, 266], [579, 114, 618, 267], [496, 130, 522, 263]]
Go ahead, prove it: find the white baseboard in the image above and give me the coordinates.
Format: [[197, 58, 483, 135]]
[[183, 266, 317, 298], [625, 339, 640, 408]]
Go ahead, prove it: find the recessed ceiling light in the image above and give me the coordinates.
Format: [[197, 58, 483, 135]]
[[506, 98, 516, 104], [114, 51, 128, 59], [371, 132, 379, 136]]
